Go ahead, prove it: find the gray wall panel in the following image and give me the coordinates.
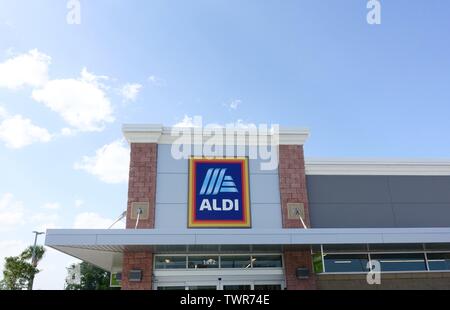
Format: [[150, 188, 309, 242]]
[[307, 175, 391, 203], [249, 174, 281, 204], [308, 175, 450, 228], [155, 204, 187, 229], [393, 203, 450, 227], [156, 173, 188, 204], [157, 144, 188, 174], [250, 204, 282, 228], [309, 203, 396, 228], [389, 176, 450, 203]]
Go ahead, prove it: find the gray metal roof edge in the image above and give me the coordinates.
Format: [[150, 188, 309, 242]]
[[45, 227, 450, 247]]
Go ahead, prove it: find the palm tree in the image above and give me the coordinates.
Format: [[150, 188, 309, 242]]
[[0, 245, 45, 290]]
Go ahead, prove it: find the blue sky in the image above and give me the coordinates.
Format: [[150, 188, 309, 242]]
[[0, 0, 449, 289]]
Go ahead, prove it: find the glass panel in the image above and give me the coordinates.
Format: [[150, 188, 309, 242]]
[[220, 255, 252, 268], [157, 286, 185, 290], [188, 256, 219, 269], [187, 245, 220, 253], [251, 255, 282, 268], [254, 285, 282, 290], [424, 243, 450, 251], [223, 285, 251, 290], [153, 245, 187, 253], [370, 253, 426, 272], [251, 245, 283, 253], [427, 253, 450, 271], [324, 254, 370, 273], [188, 286, 217, 290], [220, 245, 252, 253], [154, 256, 187, 269]]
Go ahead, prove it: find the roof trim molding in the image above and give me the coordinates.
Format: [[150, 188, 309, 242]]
[[305, 158, 450, 176], [122, 124, 310, 145], [122, 124, 163, 143]]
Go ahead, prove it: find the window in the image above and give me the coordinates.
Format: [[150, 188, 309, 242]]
[[157, 286, 186, 290], [221, 255, 252, 268], [223, 285, 251, 290], [427, 253, 450, 271], [251, 255, 282, 268], [188, 256, 219, 269], [154, 253, 284, 269], [155, 256, 187, 269], [370, 253, 427, 272], [188, 286, 216, 290], [254, 284, 282, 290], [324, 254, 370, 273]]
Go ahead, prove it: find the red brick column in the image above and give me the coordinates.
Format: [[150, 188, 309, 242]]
[[126, 143, 157, 229], [122, 143, 157, 290], [121, 251, 153, 290], [279, 145, 316, 290]]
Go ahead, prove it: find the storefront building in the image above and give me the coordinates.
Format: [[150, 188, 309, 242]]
[[45, 124, 450, 290]]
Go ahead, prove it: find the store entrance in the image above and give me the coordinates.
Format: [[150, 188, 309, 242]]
[[153, 252, 285, 290]]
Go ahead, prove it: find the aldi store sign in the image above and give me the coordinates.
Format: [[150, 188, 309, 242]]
[[188, 158, 251, 228]]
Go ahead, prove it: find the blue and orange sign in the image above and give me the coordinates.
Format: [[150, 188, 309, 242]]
[[188, 157, 251, 228]]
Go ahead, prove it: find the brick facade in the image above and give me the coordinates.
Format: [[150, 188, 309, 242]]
[[284, 250, 317, 290], [121, 251, 153, 290], [122, 143, 158, 290], [279, 145, 311, 228], [126, 143, 158, 229], [279, 144, 317, 290]]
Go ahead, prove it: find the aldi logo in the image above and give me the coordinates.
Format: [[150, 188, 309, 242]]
[[188, 158, 251, 228]]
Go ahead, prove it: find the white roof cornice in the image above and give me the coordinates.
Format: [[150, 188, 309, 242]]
[[122, 124, 310, 145], [122, 124, 163, 143]]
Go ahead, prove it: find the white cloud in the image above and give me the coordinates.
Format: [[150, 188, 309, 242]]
[[74, 199, 84, 208], [0, 106, 7, 118], [30, 212, 60, 231], [148, 75, 165, 86], [120, 83, 142, 102], [230, 119, 256, 129], [0, 114, 52, 149], [60, 127, 76, 136], [173, 115, 202, 128], [73, 212, 123, 229], [74, 139, 130, 184], [229, 99, 241, 110], [0, 193, 25, 231], [0, 49, 50, 89], [80, 67, 109, 87], [173, 115, 255, 130], [31, 68, 114, 132], [42, 202, 61, 210]]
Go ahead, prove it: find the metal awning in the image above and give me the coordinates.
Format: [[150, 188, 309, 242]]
[[45, 228, 450, 271]]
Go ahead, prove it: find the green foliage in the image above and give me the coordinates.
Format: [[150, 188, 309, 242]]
[[65, 262, 119, 290], [1, 246, 45, 290], [20, 245, 46, 265]]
